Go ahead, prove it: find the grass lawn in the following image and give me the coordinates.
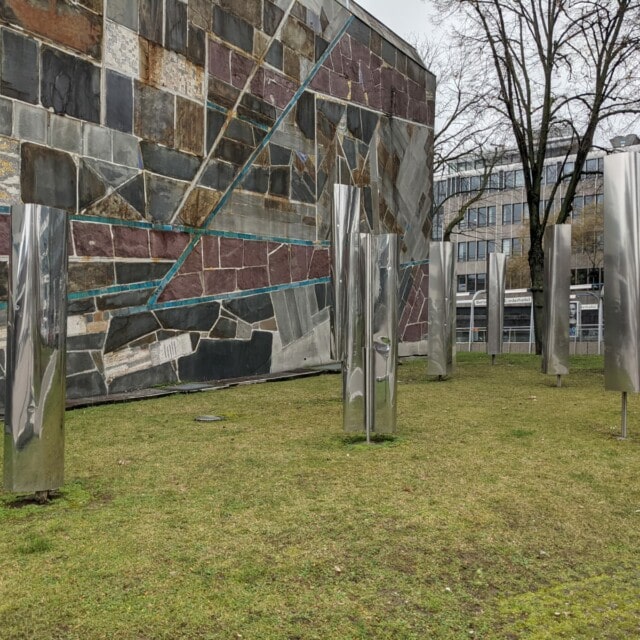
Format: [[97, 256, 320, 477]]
[[1, 353, 639, 639]]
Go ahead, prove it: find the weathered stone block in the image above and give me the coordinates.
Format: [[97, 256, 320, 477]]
[[139, 0, 163, 44], [225, 293, 274, 323], [150, 229, 189, 259], [179, 187, 220, 228], [104, 19, 139, 78], [68, 262, 115, 293], [49, 113, 82, 154], [0, 29, 39, 104], [202, 235, 219, 268], [21, 143, 77, 211], [134, 82, 175, 147], [73, 221, 114, 257], [41, 46, 101, 123], [176, 97, 205, 156], [204, 268, 236, 295], [156, 302, 220, 331], [107, 0, 138, 31], [237, 266, 268, 290], [106, 311, 161, 353], [14, 103, 47, 144], [145, 172, 188, 223], [269, 244, 291, 284], [113, 226, 150, 258], [106, 70, 133, 134], [165, 0, 187, 55], [0, 97, 12, 136], [160, 273, 203, 301], [115, 262, 171, 285], [83, 123, 112, 161], [112, 131, 142, 168], [263, 1, 284, 37], [212, 7, 254, 54], [219, 237, 244, 268], [141, 141, 200, 181]]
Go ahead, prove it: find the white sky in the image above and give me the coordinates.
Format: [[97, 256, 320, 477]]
[[355, 0, 435, 44]]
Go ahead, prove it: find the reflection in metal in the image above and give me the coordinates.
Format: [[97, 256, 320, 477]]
[[604, 152, 640, 394], [343, 232, 366, 433], [427, 242, 456, 377], [4, 204, 68, 493], [342, 231, 399, 436], [367, 234, 399, 436], [331, 185, 361, 361], [486, 253, 507, 356], [542, 225, 571, 378]]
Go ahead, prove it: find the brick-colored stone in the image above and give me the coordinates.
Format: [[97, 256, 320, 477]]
[[220, 237, 244, 268], [268, 244, 290, 284], [204, 268, 236, 295], [160, 273, 203, 302], [243, 240, 267, 267], [113, 226, 150, 258], [150, 229, 189, 259], [73, 221, 114, 257], [202, 235, 219, 268], [308, 248, 329, 279], [181, 239, 203, 274], [237, 266, 268, 290]]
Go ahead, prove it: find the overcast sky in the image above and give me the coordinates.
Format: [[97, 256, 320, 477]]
[[355, 0, 434, 44]]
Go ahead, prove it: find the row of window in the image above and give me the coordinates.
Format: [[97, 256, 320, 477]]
[[457, 240, 496, 262], [435, 157, 604, 203]]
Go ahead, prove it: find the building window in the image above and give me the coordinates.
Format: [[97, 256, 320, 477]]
[[457, 275, 467, 292], [545, 164, 557, 184], [458, 242, 467, 262], [488, 206, 496, 226], [502, 204, 512, 225], [488, 240, 496, 254], [468, 241, 477, 261], [477, 207, 487, 227], [502, 238, 511, 255], [512, 202, 523, 224], [477, 272, 486, 291], [478, 240, 487, 260]]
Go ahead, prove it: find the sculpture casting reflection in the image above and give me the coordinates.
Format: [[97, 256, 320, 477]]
[[486, 252, 507, 356]]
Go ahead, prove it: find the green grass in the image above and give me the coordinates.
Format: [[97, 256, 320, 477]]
[[1, 353, 639, 639]]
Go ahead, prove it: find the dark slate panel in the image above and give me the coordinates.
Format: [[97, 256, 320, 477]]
[[363, 186, 373, 229], [342, 138, 357, 170], [269, 167, 290, 197], [292, 170, 315, 204], [68, 298, 96, 315], [178, 331, 273, 381], [296, 91, 315, 141], [187, 25, 206, 66], [361, 109, 379, 145], [67, 332, 106, 351], [145, 173, 188, 223], [96, 289, 155, 311], [346, 106, 362, 140], [0, 95, 12, 136], [238, 93, 276, 127], [156, 302, 220, 331], [212, 6, 253, 54], [140, 141, 200, 181], [347, 18, 371, 47], [241, 166, 269, 194], [66, 351, 96, 375], [265, 40, 283, 70], [67, 371, 107, 400], [315, 283, 327, 310], [224, 293, 274, 323], [208, 77, 240, 111], [115, 262, 172, 284], [315, 35, 328, 61], [263, 0, 284, 36], [210, 316, 237, 339], [216, 138, 252, 166], [270, 144, 291, 166], [1, 29, 39, 104], [317, 99, 344, 126], [105, 312, 161, 352], [21, 143, 77, 212], [79, 159, 107, 209], [134, 81, 175, 147], [109, 362, 177, 394], [139, 0, 163, 44], [165, 0, 187, 55], [200, 160, 235, 191], [381, 39, 396, 67], [206, 108, 227, 152], [106, 70, 133, 134], [41, 46, 100, 123], [226, 118, 254, 146], [108, 0, 139, 31], [118, 174, 146, 214]]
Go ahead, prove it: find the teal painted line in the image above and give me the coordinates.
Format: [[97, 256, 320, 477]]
[[68, 280, 161, 301], [0, 301, 6, 310], [69, 214, 327, 247], [401, 260, 430, 269], [0, 206, 11, 214], [149, 16, 353, 306], [109, 277, 331, 318], [206, 101, 228, 115]]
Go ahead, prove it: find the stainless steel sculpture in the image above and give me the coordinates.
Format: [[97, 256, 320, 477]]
[[427, 241, 456, 378], [604, 152, 640, 438], [542, 225, 571, 384], [331, 185, 361, 361], [342, 230, 399, 438], [365, 234, 399, 436], [486, 252, 507, 359], [4, 204, 69, 494]]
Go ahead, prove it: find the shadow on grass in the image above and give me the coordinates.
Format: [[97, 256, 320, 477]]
[[341, 433, 399, 446], [3, 490, 63, 509]]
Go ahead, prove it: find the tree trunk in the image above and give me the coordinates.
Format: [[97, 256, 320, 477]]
[[528, 233, 545, 355]]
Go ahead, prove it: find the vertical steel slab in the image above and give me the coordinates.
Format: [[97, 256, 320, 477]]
[[331, 185, 361, 362], [4, 204, 68, 493], [542, 224, 571, 376], [427, 241, 456, 377], [486, 252, 507, 355], [604, 152, 640, 392], [343, 231, 366, 432], [368, 234, 399, 435]]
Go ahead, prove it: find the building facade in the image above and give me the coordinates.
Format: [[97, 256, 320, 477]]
[[0, 0, 434, 402]]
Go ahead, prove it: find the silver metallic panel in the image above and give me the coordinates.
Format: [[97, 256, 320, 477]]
[[427, 241, 456, 377], [4, 204, 68, 493], [331, 185, 361, 361], [486, 253, 507, 355], [604, 152, 640, 392], [343, 231, 365, 432], [542, 225, 571, 376], [368, 234, 398, 435]]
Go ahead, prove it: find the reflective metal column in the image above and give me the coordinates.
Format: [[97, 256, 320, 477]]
[[486, 252, 507, 356], [4, 204, 69, 493], [604, 152, 640, 393], [427, 241, 456, 377], [542, 225, 571, 378], [331, 185, 361, 361], [368, 234, 398, 435]]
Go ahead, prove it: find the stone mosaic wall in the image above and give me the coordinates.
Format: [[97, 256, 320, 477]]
[[0, 0, 434, 401]]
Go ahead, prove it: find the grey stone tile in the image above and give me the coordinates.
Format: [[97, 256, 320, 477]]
[[112, 130, 142, 168], [14, 103, 47, 143], [0, 29, 39, 104], [83, 123, 113, 161], [0, 96, 12, 136], [107, 0, 139, 31], [49, 114, 82, 154]]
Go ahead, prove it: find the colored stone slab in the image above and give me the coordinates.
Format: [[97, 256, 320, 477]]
[[145, 173, 188, 223], [107, 0, 139, 31], [165, 0, 187, 55], [134, 82, 175, 147], [113, 226, 150, 258], [150, 229, 190, 259], [106, 70, 134, 134], [73, 221, 114, 257], [41, 46, 101, 123], [212, 6, 254, 54], [139, 0, 163, 44], [0, 29, 38, 104]]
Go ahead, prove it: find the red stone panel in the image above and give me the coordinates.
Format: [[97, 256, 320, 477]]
[[243, 239, 267, 267], [202, 235, 219, 268], [73, 221, 114, 257], [237, 266, 269, 290], [219, 237, 244, 268], [150, 230, 190, 259], [308, 248, 329, 279], [204, 268, 236, 295], [268, 244, 291, 285], [113, 226, 150, 258], [160, 273, 203, 302]]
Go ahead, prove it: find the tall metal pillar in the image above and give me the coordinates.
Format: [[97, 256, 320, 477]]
[[486, 252, 507, 360], [604, 152, 640, 438], [542, 225, 571, 383], [4, 204, 69, 494], [427, 241, 456, 377]]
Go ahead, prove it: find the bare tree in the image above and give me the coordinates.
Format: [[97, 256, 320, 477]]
[[429, 0, 640, 352]]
